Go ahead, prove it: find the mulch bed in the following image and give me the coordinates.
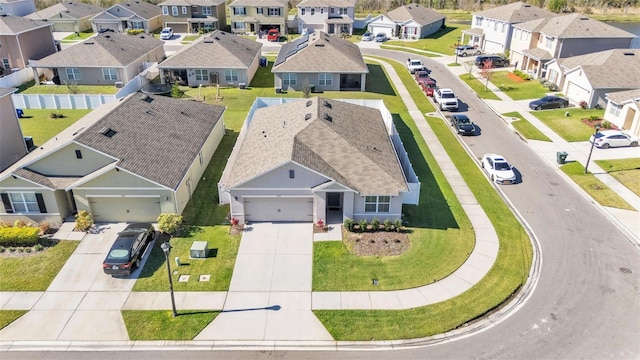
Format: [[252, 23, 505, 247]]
[[506, 72, 526, 83], [581, 118, 619, 131], [343, 229, 410, 256]]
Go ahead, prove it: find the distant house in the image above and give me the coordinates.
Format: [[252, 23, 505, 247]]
[[0, 87, 26, 173], [90, 0, 162, 34], [510, 13, 637, 79], [29, 32, 165, 86], [0, 16, 57, 74], [465, 1, 555, 54], [158, 0, 226, 33], [158, 30, 262, 87], [604, 89, 640, 137], [271, 31, 367, 92], [229, 0, 288, 35], [543, 49, 640, 109], [25, 1, 105, 33], [367, 4, 445, 39], [0, 0, 35, 17], [0, 93, 226, 224], [296, 0, 355, 36]]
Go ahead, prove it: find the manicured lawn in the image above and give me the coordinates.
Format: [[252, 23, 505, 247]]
[[19, 85, 119, 94], [0, 311, 27, 330], [181, 34, 200, 44], [503, 111, 552, 142], [380, 45, 442, 57], [19, 109, 92, 146], [123, 310, 218, 340], [460, 73, 501, 100], [61, 30, 94, 41], [385, 23, 470, 55], [561, 162, 635, 210], [489, 71, 549, 100], [595, 158, 640, 197], [0, 241, 78, 291], [531, 108, 605, 142]]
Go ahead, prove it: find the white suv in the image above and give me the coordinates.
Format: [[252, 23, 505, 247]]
[[160, 27, 173, 40], [434, 88, 459, 111]]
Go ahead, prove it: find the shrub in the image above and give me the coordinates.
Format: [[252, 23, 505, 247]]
[[601, 120, 612, 129], [25, 247, 31, 253], [343, 218, 354, 231], [371, 218, 380, 230], [171, 83, 183, 98], [316, 218, 325, 228], [34, 244, 44, 252], [383, 218, 393, 232], [74, 210, 93, 232], [17, 248, 24, 253], [0, 226, 39, 246], [39, 222, 51, 235], [157, 213, 183, 235], [230, 217, 240, 227], [127, 29, 144, 35], [579, 100, 588, 109], [394, 219, 403, 233], [8, 247, 16, 252], [0, 246, 4, 252], [13, 219, 26, 228], [358, 219, 368, 233]]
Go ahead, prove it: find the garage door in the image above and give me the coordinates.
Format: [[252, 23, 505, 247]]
[[89, 197, 161, 223], [244, 197, 313, 222], [53, 22, 76, 32], [370, 26, 393, 37], [168, 23, 188, 33], [566, 82, 590, 105]]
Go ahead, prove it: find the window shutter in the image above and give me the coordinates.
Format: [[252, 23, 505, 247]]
[[35, 193, 47, 213], [1, 193, 13, 213]]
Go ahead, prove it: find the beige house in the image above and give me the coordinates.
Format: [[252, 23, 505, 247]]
[[90, 0, 162, 34], [159, 30, 262, 87], [0, 87, 27, 173], [368, 3, 445, 40], [272, 31, 367, 92], [296, 0, 355, 35], [25, 1, 105, 33], [158, 0, 226, 33], [604, 89, 640, 137], [29, 32, 165, 86], [0, 93, 226, 224], [229, 0, 288, 35], [0, 16, 57, 74]]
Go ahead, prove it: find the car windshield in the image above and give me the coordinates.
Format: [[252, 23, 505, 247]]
[[457, 117, 471, 124], [442, 93, 455, 98], [417, 73, 428, 78], [495, 161, 510, 171], [108, 248, 129, 260], [541, 96, 555, 102]]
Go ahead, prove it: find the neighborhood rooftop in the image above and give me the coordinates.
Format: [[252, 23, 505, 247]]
[[386, 4, 445, 26], [230, 0, 288, 6], [606, 88, 640, 104], [557, 49, 640, 88], [158, 0, 225, 5], [0, 15, 51, 34], [296, 0, 355, 6], [103, 0, 161, 19], [474, 1, 556, 23], [25, 1, 104, 20], [517, 13, 637, 38]]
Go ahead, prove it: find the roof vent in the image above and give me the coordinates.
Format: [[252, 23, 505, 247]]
[[100, 127, 117, 138], [323, 100, 332, 108], [84, 41, 94, 44], [214, 36, 220, 40], [305, 113, 312, 120], [139, 94, 153, 102], [306, 100, 312, 107], [623, 52, 635, 56], [323, 113, 332, 122], [315, 43, 325, 47], [580, 17, 589, 20]]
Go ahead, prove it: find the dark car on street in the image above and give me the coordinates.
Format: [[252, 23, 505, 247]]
[[475, 55, 509, 68], [528, 95, 569, 110], [103, 223, 155, 276], [449, 114, 476, 135]]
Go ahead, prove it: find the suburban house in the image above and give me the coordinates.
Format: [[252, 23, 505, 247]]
[[0, 93, 226, 224], [543, 49, 640, 109], [464, 1, 555, 54], [0, 16, 58, 74], [218, 97, 419, 224], [158, 0, 226, 33], [271, 31, 368, 92], [25, 1, 105, 33], [604, 89, 640, 137], [158, 30, 261, 87], [90, 0, 162, 34], [367, 4, 445, 39], [29, 32, 165, 86], [0, 0, 35, 17], [0, 87, 27, 173], [296, 0, 355, 36], [510, 13, 638, 79], [229, 0, 288, 35]]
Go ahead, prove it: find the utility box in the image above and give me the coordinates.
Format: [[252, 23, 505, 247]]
[[556, 151, 568, 164], [189, 241, 209, 259], [238, 82, 246, 89]]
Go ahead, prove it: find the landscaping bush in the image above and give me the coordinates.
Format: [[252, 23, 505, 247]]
[[601, 120, 613, 129], [127, 29, 144, 35], [74, 210, 93, 232], [343, 217, 354, 231], [0, 226, 39, 247], [579, 100, 588, 109], [394, 219, 403, 233], [383, 218, 393, 232], [371, 218, 380, 230], [358, 219, 368, 233], [157, 213, 183, 235]]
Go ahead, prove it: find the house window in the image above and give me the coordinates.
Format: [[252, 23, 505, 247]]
[[257, 7, 263, 14], [162, 6, 168, 15], [233, 22, 245, 30], [282, 73, 296, 86], [195, 69, 209, 81], [301, 8, 305, 15], [330, 7, 334, 13], [102, 68, 117, 80], [66, 68, 80, 80], [609, 103, 622, 117], [172, 6, 178, 15], [493, 21, 497, 31], [365, 196, 390, 213], [318, 73, 331, 86], [406, 27, 417, 35], [501, 23, 506, 32], [320, 8, 323, 14], [192, 6, 198, 14], [339, 7, 348, 15], [548, 69, 558, 83], [233, 7, 246, 15], [224, 69, 238, 82], [182, 6, 187, 14], [475, 17, 482, 26], [545, 36, 552, 48], [289, 169, 295, 178], [75, 150, 82, 159], [311, 8, 314, 15], [268, 7, 280, 16], [2, 58, 9, 70], [198, 151, 203, 165], [7, 193, 40, 213], [130, 20, 143, 29], [202, 6, 211, 15], [519, 29, 523, 40]]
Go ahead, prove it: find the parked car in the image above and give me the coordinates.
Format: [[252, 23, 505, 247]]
[[421, 78, 437, 97], [449, 114, 476, 135], [267, 29, 280, 42], [475, 55, 509, 68], [414, 70, 433, 86], [375, 33, 387, 42], [456, 45, 481, 57], [433, 88, 459, 111], [407, 59, 425, 74], [362, 32, 374, 41], [481, 154, 516, 184], [103, 223, 156, 276], [528, 95, 569, 110], [590, 130, 639, 148], [160, 27, 173, 40]]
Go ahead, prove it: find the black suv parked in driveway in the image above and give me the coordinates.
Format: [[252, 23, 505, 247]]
[[475, 55, 509, 68]]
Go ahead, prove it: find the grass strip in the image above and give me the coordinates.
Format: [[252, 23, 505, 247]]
[[123, 310, 218, 340], [460, 73, 501, 100], [562, 162, 635, 210], [595, 158, 640, 197], [503, 111, 552, 141], [0, 310, 27, 330], [531, 108, 605, 142]]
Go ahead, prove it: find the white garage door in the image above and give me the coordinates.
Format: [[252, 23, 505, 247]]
[[89, 197, 161, 223], [566, 82, 590, 105], [370, 26, 393, 37], [244, 197, 313, 222], [53, 22, 76, 32]]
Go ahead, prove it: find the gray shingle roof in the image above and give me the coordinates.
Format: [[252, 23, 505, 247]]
[[109, 0, 161, 20], [474, 1, 555, 23], [386, 4, 445, 26], [530, 13, 636, 38], [74, 93, 225, 190], [12, 168, 55, 189], [559, 49, 640, 89], [272, 31, 367, 73], [297, 0, 355, 7], [0, 15, 51, 34], [159, 30, 261, 69], [522, 47, 552, 60], [30, 32, 163, 68], [158, 0, 224, 6], [0, 87, 15, 98], [230, 0, 287, 7], [226, 97, 408, 196], [25, 1, 105, 20], [606, 88, 640, 105]]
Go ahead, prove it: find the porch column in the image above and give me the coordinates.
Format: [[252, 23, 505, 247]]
[[32, 67, 41, 85], [360, 73, 366, 91]]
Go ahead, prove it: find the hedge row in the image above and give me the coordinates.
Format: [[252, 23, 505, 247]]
[[0, 227, 40, 247]]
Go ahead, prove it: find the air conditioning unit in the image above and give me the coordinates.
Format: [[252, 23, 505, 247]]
[[114, 81, 124, 88], [238, 82, 246, 89], [24, 136, 34, 150]]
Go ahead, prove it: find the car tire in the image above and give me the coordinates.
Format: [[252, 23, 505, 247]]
[[462, 52, 468, 57], [536, 106, 542, 110], [491, 174, 495, 182], [560, 103, 566, 108], [631, 141, 638, 147], [601, 143, 610, 149], [476, 50, 481, 55]]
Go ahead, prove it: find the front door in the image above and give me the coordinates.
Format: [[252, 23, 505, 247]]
[[327, 193, 341, 210]]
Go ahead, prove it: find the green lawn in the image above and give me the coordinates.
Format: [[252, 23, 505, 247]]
[[531, 108, 605, 142], [0, 241, 78, 291], [123, 310, 218, 340], [460, 73, 501, 100], [0, 310, 27, 330], [561, 162, 635, 210], [19, 85, 119, 95], [181, 34, 201, 44], [61, 30, 94, 41], [489, 71, 549, 100], [385, 23, 470, 55], [19, 109, 92, 146], [595, 158, 640, 197], [503, 111, 552, 142]]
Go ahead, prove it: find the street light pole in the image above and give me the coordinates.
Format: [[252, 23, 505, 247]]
[[160, 241, 178, 317], [584, 123, 601, 174], [455, 37, 461, 65]]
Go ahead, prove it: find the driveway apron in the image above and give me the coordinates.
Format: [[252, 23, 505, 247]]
[[195, 222, 333, 341]]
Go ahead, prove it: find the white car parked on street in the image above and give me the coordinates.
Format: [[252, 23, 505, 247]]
[[590, 130, 639, 148], [481, 154, 517, 184]]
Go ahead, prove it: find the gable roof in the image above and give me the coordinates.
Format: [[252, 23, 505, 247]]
[[230, 0, 287, 7], [474, 1, 555, 23], [296, 0, 355, 7], [106, 0, 161, 20], [386, 4, 445, 26], [272, 31, 367, 73], [73, 93, 225, 190], [158, 0, 224, 6], [561, 49, 640, 89], [606, 88, 640, 105], [25, 1, 104, 20], [29, 32, 163, 68], [159, 30, 261, 69], [0, 15, 51, 34], [523, 13, 637, 39], [226, 97, 408, 196]]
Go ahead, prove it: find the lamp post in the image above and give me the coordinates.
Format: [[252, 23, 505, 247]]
[[455, 36, 461, 64], [584, 123, 601, 174], [160, 241, 178, 317]]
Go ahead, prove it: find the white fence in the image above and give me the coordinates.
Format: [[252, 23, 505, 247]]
[[0, 68, 42, 88]]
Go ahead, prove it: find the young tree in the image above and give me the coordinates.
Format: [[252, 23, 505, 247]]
[[479, 58, 493, 91]]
